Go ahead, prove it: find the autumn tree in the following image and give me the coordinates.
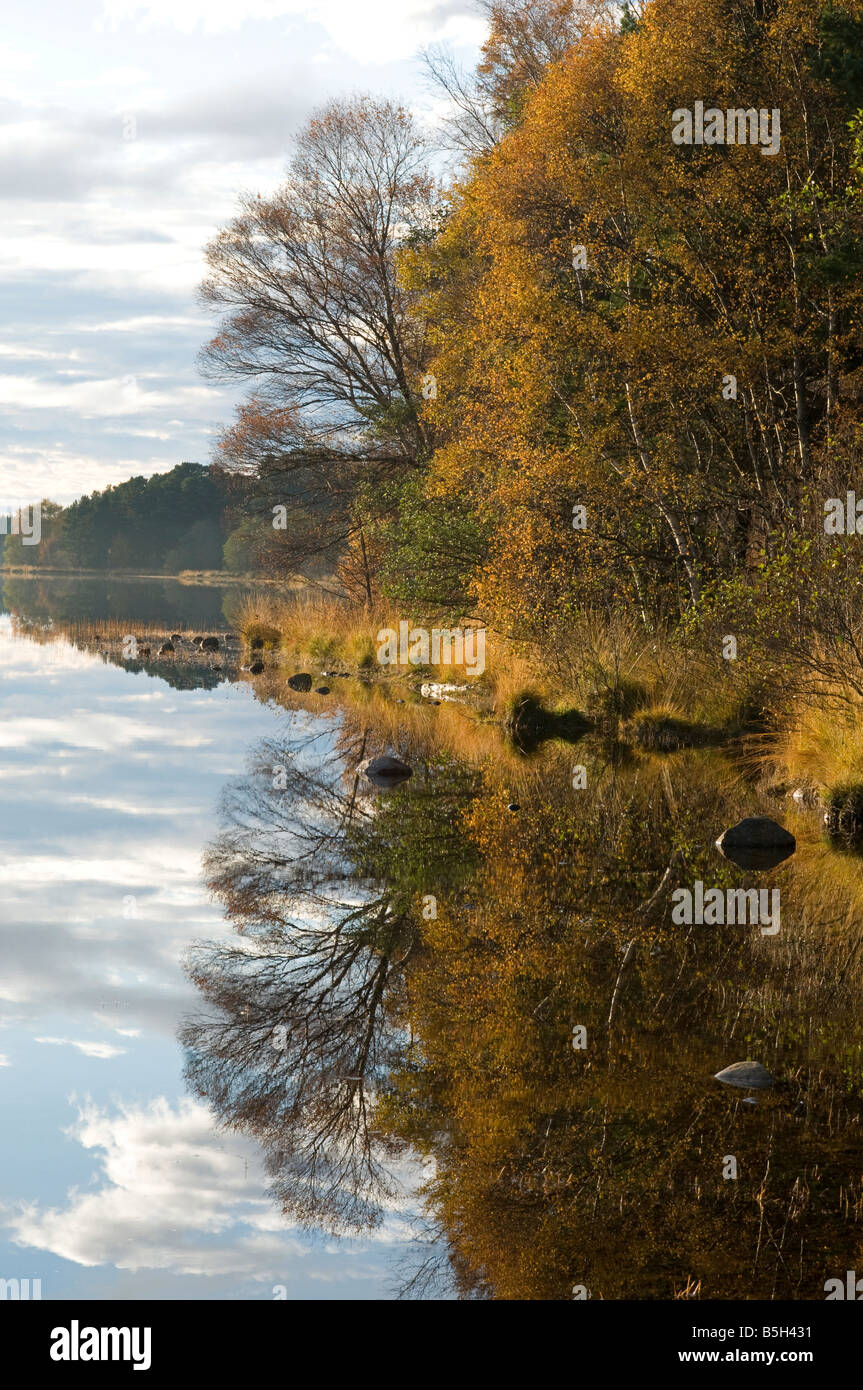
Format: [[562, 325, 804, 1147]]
[[199, 97, 439, 588], [406, 0, 863, 635], [423, 0, 619, 158]]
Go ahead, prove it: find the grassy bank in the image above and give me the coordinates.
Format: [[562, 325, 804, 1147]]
[[234, 593, 777, 738]]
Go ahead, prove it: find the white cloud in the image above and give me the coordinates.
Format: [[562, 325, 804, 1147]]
[[99, 0, 485, 63], [0, 372, 217, 417], [35, 1037, 127, 1060]]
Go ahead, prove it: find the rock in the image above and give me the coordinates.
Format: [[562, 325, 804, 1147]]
[[420, 681, 470, 702], [250, 637, 264, 650], [159, 642, 174, 655], [359, 755, 413, 789], [715, 816, 796, 870], [791, 787, 819, 806], [200, 636, 220, 652], [507, 802, 520, 812], [192, 635, 205, 646], [714, 1060, 777, 1090], [249, 661, 265, 675], [170, 634, 182, 643], [314, 686, 330, 695], [287, 673, 313, 692]]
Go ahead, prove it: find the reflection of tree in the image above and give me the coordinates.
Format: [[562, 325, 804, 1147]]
[[184, 722, 863, 1293], [182, 720, 481, 1232], [378, 749, 863, 1299], [2, 574, 234, 627]]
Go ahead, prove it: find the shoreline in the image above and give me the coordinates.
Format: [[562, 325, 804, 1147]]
[[0, 565, 310, 588]]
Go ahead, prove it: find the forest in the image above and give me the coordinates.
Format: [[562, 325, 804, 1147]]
[[189, 0, 863, 676]]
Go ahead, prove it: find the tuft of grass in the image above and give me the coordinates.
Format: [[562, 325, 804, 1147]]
[[766, 673, 863, 796]]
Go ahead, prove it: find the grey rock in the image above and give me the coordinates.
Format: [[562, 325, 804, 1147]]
[[714, 1060, 777, 1090], [359, 755, 413, 789]]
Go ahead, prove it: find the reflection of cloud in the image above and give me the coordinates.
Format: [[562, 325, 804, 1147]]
[[35, 1037, 126, 1060], [0, 620, 281, 1038], [4, 1099, 293, 1276], [3, 1098, 383, 1279], [0, 1054, 11, 1067]]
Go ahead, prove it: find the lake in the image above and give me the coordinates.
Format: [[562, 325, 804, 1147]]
[[0, 576, 420, 1300], [3, 574, 863, 1301]]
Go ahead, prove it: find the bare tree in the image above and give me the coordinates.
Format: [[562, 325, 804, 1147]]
[[423, 0, 618, 159], [199, 96, 440, 584]]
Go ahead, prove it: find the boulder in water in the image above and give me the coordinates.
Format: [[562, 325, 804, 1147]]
[[159, 642, 174, 655], [249, 661, 265, 675], [201, 636, 220, 652], [714, 1060, 777, 1090], [359, 755, 413, 789], [287, 673, 313, 692], [715, 816, 795, 869]]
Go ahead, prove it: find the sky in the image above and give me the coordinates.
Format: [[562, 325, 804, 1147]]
[[0, 0, 486, 509]]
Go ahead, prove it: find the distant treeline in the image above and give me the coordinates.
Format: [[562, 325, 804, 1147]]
[[0, 462, 304, 575]]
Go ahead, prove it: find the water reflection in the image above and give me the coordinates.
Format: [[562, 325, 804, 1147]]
[[187, 714, 863, 1299], [0, 613, 412, 1298], [0, 570, 272, 630], [181, 721, 480, 1235]]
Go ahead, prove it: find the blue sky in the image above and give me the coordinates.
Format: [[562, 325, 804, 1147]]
[[0, 0, 485, 508]]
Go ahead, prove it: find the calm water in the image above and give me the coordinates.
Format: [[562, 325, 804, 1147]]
[[0, 581, 419, 1300], [4, 576, 863, 1301]]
